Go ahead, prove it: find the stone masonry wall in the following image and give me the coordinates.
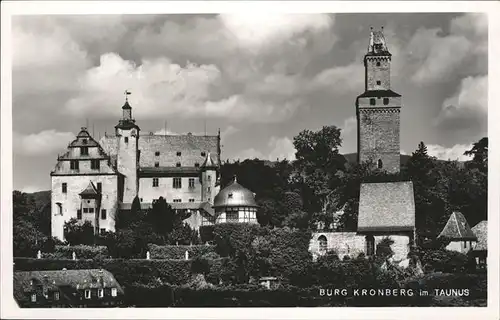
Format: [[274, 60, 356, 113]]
[[116, 128, 138, 204], [366, 57, 390, 91]]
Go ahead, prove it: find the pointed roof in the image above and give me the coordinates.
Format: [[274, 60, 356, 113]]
[[76, 127, 91, 138], [201, 152, 219, 168], [471, 220, 487, 251], [367, 27, 391, 56], [79, 181, 100, 196], [122, 100, 132, 110], [438, 211, 477, 240]]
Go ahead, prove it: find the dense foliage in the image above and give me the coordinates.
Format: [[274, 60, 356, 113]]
[[43, 245, 109, 260], [147, 244, 216, 259]]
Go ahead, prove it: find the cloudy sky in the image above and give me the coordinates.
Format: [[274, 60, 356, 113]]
[[12, 13, 487, 192]]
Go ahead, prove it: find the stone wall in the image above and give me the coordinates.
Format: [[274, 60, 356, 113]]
[[357, 106, 401, 173], [51, 175, 119, 240], [309, 232, 366, 261], [365, 57, 391, 91], [445, 240, 476, 254]]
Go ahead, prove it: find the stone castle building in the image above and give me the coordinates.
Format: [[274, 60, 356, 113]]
[[51, 98, 222, 240], [309, 28, 416, 262]]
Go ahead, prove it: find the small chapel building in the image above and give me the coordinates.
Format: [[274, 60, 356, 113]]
[[309, 27, 416, 262]]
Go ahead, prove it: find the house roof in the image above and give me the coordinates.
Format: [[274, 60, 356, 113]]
[[13, 269, 124, 303], [213, 177, 258, 208], [471, 220, 487, 251], [79, 181, 100, 196], [357, 90, 401, 99], [357, 181, 415, 233], [438, 211, 477, 240]]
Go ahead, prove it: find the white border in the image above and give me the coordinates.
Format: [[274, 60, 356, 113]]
[[1, 1, 499, 319]]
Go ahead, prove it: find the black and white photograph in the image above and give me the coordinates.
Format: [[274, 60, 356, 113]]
[[1, 1, 498, 319]]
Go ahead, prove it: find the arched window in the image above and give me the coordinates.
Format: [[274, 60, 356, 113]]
[[365, 235, 375, 256], [377, 159, 383, 169], [56, 202, 63, 215], [318, 235, 328, 254]]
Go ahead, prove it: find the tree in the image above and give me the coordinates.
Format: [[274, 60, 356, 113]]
[[464, 137, 488, 171], [147, 197, 176, 235], [63, 219, 95, 245]]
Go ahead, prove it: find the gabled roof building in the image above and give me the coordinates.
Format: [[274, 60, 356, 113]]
[[438, 211, 477, 254]]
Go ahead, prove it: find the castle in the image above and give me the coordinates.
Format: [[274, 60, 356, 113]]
[[51, 96, 222, 240], [309, 27, 416, 261]]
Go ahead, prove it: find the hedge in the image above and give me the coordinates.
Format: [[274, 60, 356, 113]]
[[212, 223, 262, 257], [199, 225, 215, 243], [421, 249, 475, 273], [147, 244, 216, 259], [43, 245, 109, 260], [13, 257, 192, 287]]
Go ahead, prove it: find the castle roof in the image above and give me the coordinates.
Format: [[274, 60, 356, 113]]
[[357, 89, 401, 99], [357, 181, 415, 233], [438, 211, 477, 240], [201, 152, 219, 168], [213, 177, 258, 208], [471, 220, 487, 251], [366, 28, 391, 56], [79, 181, 100, 196]]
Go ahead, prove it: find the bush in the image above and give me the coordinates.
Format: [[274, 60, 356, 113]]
[[199, 225, 215, 243], [376, 237, 394, 259], [124, 283, 174, 307], [213, 223, 262, 257], [147, 244, 216, 259], [43, 245, 109, 260], [421, 249, 473, 273]]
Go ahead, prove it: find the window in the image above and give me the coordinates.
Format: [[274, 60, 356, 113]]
[[70, 160, 79, 170], [318, 235, 328, 254], [56, 203, 63, 215], [173, 177, 182, 189], [194, 162, 200, 168], [201, 151, 206, 157], [189, 199, 195, 203], [77, 209, 82, 219], [54, 291, 60, 301], [88, 208, 94, 213], [124, 137, 129, 143], [226, 210, 238, 222], [173, 199, 182, 203], [101, 209, 107, 220], [100, 228, 106, 235], [176, 162, 181, 167], [383, 98, 389, 105], [31, 293, 36, 302], [155, 151, 160, 156], [98, 289, 104, 298], [176, 151, 182, 156], [189, 178, 195, 189], [376, 61, 381, 67], [228, 192, 233, 199], [155, 161, 159, 167], [82, 139, 88, 145], [111, 288, 117, 297], [207, 187, 211, 192], [83, 208, 89, 213], [207, 175, 212, 181], [377, 159, 383, 169], [85, 289, 91, 299], [91, 160, 100, 170], [81, 147, 89, 156], [62, 183, 67, 193], [366, 235, 375, 256], [153, 178, 159, 187], [376, 80, 381, 85], [369, 98, 376, 106]]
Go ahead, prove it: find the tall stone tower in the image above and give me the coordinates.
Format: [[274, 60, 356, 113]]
[[356, 27, 402, 173], [115, 94, 140, 203]]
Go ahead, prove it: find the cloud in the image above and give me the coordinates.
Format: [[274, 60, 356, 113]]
[[233, 136, 296, 161], [436, 75, 487, 131], [407, 13, 487, 85], [14, 130, 75, 156], [427, 143, 473, 161], [339, 116, 357, 154]]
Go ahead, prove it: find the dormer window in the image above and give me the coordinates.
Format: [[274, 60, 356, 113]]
[[228, 192, 233, 199], [176, 151, 182, 156], [84, 289, 91, 299], [70, 160, 79, 170], [201, 152, 206, 157]]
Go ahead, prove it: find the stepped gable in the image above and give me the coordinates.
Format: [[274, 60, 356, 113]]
[[471, 220, 487, 251], [138, 133, 219, 168], [438, 211, 477, 240], [357, 181, 415, 233]]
